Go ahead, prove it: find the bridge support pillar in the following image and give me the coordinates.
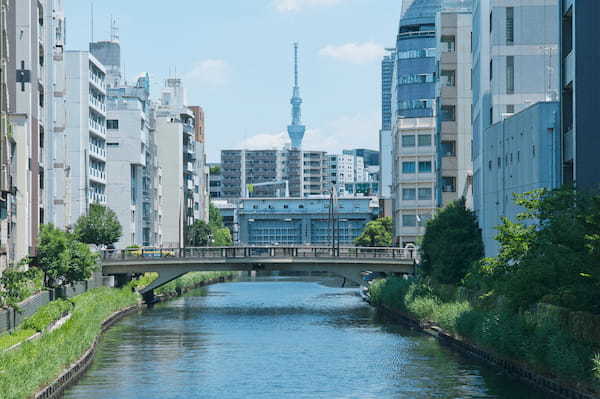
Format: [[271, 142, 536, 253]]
[[142, 290, 155, 304], [114, 273, 132, 288]]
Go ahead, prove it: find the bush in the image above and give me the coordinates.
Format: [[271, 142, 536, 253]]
[[21, 300, 73, 332]]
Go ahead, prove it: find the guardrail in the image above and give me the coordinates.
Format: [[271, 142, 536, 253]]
[[101, 246, 417, 261]]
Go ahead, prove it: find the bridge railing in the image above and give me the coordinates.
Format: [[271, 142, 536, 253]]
[[101, 246, 417, 261]]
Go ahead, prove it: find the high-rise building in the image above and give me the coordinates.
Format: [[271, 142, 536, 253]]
[[63, 51, 108, 228], [287, 43, 306, 149], [435, 1, 473, 208], [380, 48, 395, 200], [7, 0, 52, 260], [472, 0, 560, 255], [560, 0, 600, 189], [0, 0, 11, 270], [154, 78, 205, 247], [472, 0, 559, 253], [43, 0, 68, 230], [390, 0, 441, 247]]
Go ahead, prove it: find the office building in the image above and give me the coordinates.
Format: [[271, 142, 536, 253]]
[[560, 0, 600, 189], [237, 197, 378, 245], [435, 1, 473, 208], [0, 0, 10, 269], [481, 102, 560, 256], [472, 0, 559, 242], [208, 163, 223, 199], [391, 0, 441, 247]]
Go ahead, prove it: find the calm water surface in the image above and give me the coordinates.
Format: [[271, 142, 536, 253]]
[[64, 278, 548, 399]]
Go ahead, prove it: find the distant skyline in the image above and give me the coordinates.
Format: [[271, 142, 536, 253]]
[[65, 1, 402, 161]]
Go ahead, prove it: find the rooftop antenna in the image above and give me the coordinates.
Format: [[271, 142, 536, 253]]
[[90, 2, 94, 43], [110, 15, 119, 42]]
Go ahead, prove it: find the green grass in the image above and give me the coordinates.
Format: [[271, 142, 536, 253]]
[[155, 271, 234, 295], [21, 299, 73, 332], [0, 329, 37, 352], [370, 277, 600, 387], [0, 287, 139, 399]]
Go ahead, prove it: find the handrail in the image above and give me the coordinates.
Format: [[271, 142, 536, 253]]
[[101, 246, 418, 261]]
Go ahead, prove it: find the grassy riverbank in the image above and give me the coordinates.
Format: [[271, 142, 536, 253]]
[[0, 286, 139, 399], [369, 277, 600, 393], [131, 271, 237, 296]]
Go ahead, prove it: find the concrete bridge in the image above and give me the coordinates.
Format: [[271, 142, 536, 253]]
[[101, 246, 417, 300]]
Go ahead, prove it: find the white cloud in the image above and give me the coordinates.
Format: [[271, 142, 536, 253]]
[[274, 0, 345, 13], [185, 59, 232, 88], [319, 42, 385, 64], [240, 112, 379, 153]]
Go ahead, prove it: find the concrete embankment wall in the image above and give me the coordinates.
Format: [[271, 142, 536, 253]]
[[0, 273, 106, 334], [378, 305, 599, 399], [33, 274, 235, 399]]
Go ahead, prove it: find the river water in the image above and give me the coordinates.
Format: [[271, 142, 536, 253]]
[[64, 278, 547, 399]]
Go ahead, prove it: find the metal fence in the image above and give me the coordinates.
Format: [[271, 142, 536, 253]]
[[0, 272, 105, 335], [102, 246, 417, 262]]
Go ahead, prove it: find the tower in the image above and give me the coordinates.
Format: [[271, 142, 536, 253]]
[[287, 43, 306, 149]]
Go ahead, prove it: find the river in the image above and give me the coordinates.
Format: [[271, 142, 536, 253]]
[[63, 278, 548, 399]]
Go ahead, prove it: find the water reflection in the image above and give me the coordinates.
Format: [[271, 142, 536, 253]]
[[64, 279, 547, 399]]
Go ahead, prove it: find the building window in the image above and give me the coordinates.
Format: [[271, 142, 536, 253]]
[[402, 188, 416, 201], [418, 161, 432, 173], [489, 160, 492, 170], [441, 141, 456, 157], [441, 35, 455, 52], [441, 70, 456, 87], [441, 105, 456, 122], [402, 162, 416, 174], [107, 119, 119, 129], [506, 7, 514, 45], [402, 214, 417, 227], [507, 104, 515, 114], [442, 176, 456, 192], [418, 134, 432, 147], [418, 188, 432, 200], [402, 135, 416, 147], [489, 59, 493, 81], [506, 56, 515, 94]]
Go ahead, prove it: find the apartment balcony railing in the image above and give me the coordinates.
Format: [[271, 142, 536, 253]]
[[89, 167, 107, 182], [89, 96, 106, 114], [89, 192, 107, 204], [89, 72, 106, 92], [182, 123, 194, 135], [89, 119, 106, 136], [89, 144, 107, 160]]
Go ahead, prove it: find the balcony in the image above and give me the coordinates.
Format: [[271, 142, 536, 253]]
[[183, 123, 194, 135], [89, 143, 107, 160], [89, 95, 106, 114], [89, 167, 106, 183], [184, 161, 194, 174], [89, 119, 106, 137], [89, 192, 107, 205], [563, 51, 574, 87], [89, 72, 106, 93]]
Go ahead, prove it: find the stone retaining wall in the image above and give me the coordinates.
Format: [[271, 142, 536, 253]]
[[379, 305, 598, 399]]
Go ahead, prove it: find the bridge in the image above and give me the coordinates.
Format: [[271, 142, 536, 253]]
[[101, 246, 417, 301]]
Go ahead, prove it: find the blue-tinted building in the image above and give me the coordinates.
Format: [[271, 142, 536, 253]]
[[237, 197, 379, 245], [393, 0, 441, 119]]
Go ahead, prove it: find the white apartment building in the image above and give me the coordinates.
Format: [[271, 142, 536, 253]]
[[155, 78, 205, 247], [392, 117, 437, 247], [7, 0, 50, 260], [62, 51, 107, 228]]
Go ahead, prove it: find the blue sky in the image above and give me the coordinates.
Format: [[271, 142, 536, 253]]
[[65, 0, 402, 162]]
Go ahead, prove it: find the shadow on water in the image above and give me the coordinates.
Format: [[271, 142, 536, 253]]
[[63, 278, 551, 399]]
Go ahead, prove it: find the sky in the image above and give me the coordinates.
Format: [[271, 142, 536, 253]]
[[65, 0, 403, 162]]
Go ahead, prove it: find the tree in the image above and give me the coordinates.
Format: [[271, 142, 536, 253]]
[[0, 261, 40, 307], [186, 220, 212, 246], [213, 227, 233, 246], [36, 224, 98, 287], [354, 217, 393, 247], [474, 187, 600, 313], [74, 204, 122, 247], [420, 198, 484, 285], [208, 203, 224, 231]]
